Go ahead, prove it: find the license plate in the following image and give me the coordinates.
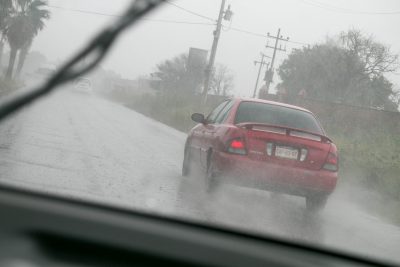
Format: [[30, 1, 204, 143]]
[[275, 146, 298, 160]]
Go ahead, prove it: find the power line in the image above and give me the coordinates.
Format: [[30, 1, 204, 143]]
[[49, 5, 120, 17], [227, 26, 266, 38], [164, 0, 215, 22], [310, 0, 400, 14], [223, 25, 309, 46], [48, 5, 215, 25], [49, 4, 308, 46], [286, 39, 309, 46], [163, 1, 274, 39], [142, 20, 214, 25], [300, 0, 400, 15], [142, 19, 214, 25]]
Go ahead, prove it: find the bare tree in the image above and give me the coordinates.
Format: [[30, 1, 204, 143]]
[[340, 29, 399, 78], [210, 63, 234, 96]]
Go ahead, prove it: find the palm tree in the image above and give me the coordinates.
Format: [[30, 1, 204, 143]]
[[0, 0, 13, 66], [5, 0, 49, 79], [5, 13, 29, 79], [16, 0, 49, 76]]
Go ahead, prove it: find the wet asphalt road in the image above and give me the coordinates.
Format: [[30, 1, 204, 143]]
[[0, 89, 399, 264]]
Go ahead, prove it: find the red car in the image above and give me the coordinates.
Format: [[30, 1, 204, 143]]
[[182, 98, 338, 211]]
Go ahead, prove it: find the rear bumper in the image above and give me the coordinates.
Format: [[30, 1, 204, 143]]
[[214, 151, 338, 197]]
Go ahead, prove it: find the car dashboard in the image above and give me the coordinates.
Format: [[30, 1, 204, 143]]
[[0, 184, 395, 267]]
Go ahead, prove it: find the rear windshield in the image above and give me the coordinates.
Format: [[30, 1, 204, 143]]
[[235, 101, 324, 135]]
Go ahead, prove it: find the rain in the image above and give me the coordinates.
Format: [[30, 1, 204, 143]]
[[0, 0, 400, 265]]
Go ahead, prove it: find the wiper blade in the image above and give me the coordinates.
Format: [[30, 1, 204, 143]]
[[0, 0, 164, 122]]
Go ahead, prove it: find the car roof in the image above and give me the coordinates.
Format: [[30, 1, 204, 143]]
[[233, 97, 312, 113]]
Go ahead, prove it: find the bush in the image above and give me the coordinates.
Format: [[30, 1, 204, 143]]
[[126, 92, 215, 133], [0, 78, 20, 97], [333, 130, 400, 194]]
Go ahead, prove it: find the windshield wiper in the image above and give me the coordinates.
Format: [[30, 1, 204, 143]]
[[0, 0, 164, 122]]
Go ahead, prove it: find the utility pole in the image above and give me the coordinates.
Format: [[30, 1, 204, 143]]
[[263, 28, 289, 96], [202, 0, 232, 105], [252, 53, 270, 98]]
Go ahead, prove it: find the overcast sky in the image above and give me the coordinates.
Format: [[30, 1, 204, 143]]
[[31, 0, 400, 96]]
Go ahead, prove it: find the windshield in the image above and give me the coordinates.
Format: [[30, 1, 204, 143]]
[[0, 0, 400, 265], [235, 101, 324, 134]]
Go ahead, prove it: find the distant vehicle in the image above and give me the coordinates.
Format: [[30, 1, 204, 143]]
[[183, 98, 339, 211], [35, 66, 56, 77], [74, 77, 93, 94]]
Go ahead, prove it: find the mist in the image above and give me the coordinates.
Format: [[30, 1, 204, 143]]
[[0, 0, 400, 265], [29, 0, 400, 95]]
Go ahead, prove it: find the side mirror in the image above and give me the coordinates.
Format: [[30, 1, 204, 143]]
[[191, 113, 205, 124]]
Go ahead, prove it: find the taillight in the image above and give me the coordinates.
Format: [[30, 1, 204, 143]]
[[323, 152, 338, 172], [227, 138, 247, 155]]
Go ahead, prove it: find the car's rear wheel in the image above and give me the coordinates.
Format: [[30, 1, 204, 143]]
[[205, 151, 218, 193], [306, 194, 328, 212]]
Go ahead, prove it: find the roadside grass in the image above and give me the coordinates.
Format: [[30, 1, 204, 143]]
[[326, 132, 400, 224]]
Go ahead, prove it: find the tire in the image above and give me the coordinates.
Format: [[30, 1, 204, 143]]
[[205, 151, 218, 193], [306, 194, 328, 212], [182, 143, 191, 177]]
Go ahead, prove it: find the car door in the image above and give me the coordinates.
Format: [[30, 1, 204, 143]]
[[199, 100, 230, 169], [201, 100, 234, 169], [188, 123, 204, 165]]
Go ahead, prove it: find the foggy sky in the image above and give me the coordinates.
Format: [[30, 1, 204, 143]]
[[31, 0, 400, 96]]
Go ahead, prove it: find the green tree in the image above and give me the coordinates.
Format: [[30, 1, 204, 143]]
[[279, 45, 356, 100], [278, 30, 399, 110], [5, 0, 49, 79], [151, 53, 233, 98], [151, 53, 205, 97]]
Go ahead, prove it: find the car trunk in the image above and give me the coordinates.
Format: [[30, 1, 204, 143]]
[[239, 123, 331, 170]]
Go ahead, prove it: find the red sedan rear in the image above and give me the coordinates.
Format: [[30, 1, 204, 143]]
[[182, 98, 338, 211]]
